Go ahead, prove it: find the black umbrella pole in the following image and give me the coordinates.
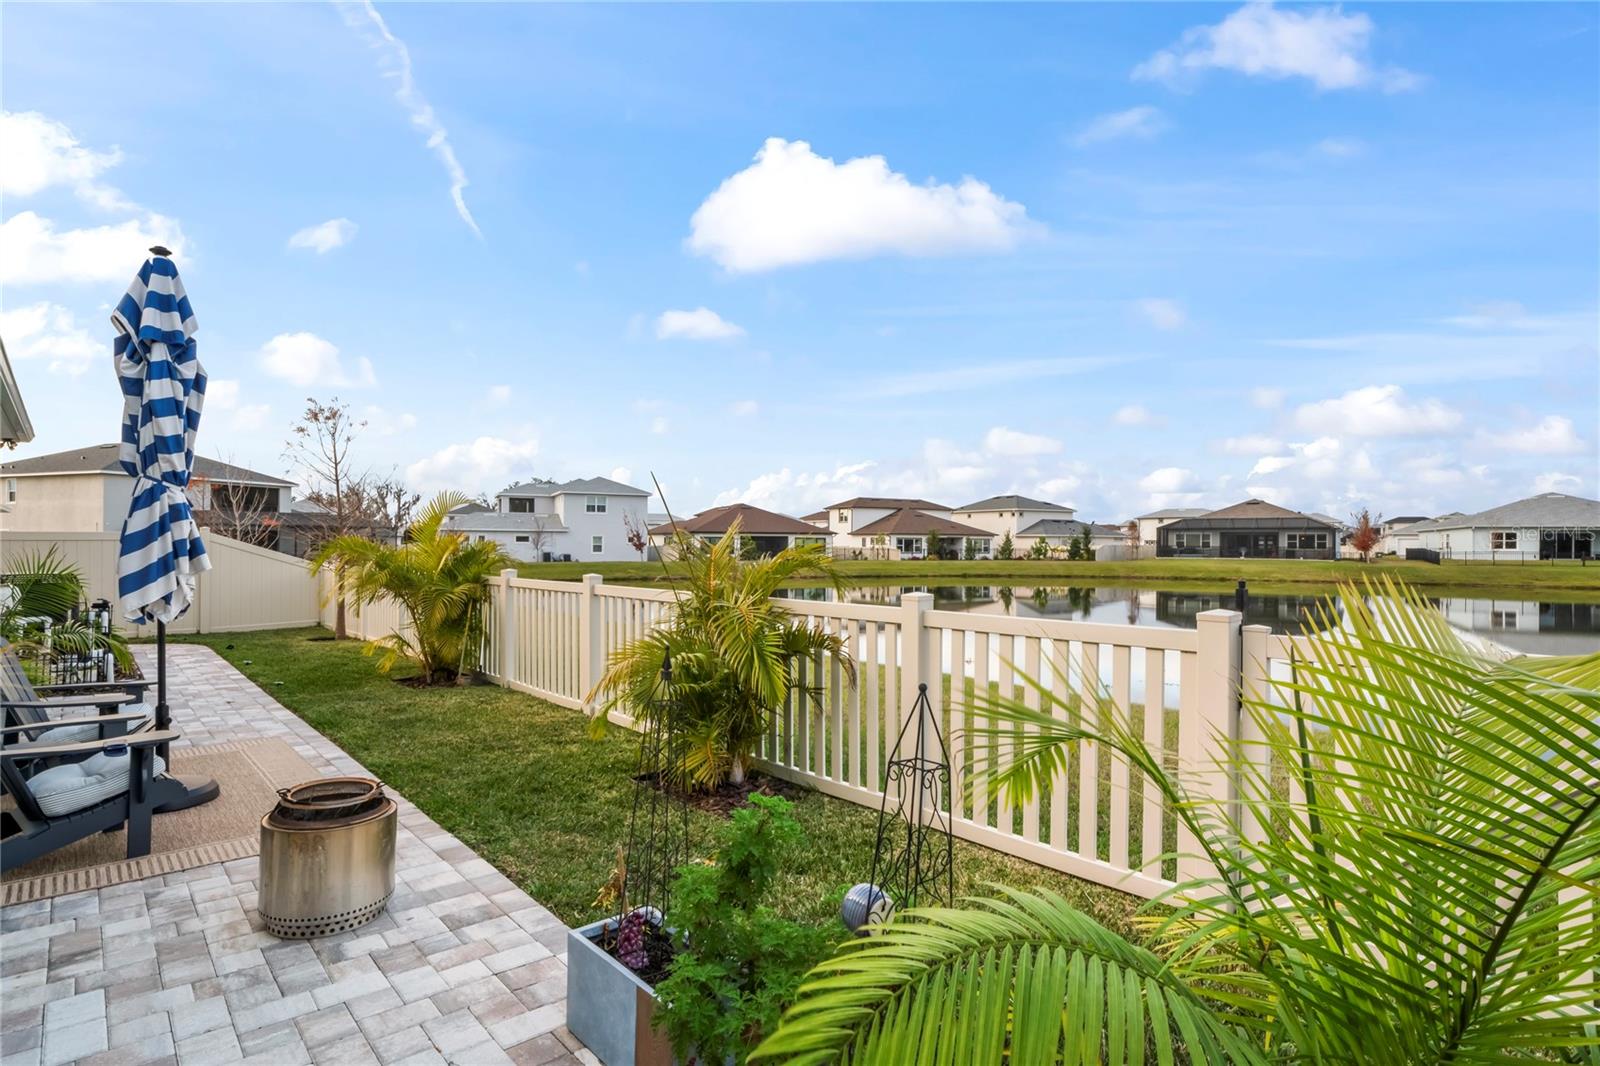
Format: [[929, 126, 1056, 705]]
[[156, 620, 171, 761]]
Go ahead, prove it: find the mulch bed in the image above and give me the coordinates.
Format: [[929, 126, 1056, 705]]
[[635, 770, 809, 817]]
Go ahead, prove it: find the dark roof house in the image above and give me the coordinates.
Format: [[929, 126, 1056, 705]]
[[1157, 499, 1339, 560]]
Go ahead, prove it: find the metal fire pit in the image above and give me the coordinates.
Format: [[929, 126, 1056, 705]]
[[258, 777, 396, 939]]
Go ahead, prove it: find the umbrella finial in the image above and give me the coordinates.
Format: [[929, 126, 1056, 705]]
[[149, 245, 173, 257]]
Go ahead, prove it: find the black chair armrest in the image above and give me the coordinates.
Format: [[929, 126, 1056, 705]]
[[35, 679, 153, 696], [0, 729, 179, 762], [0, 711, 151, 736], [2, 692, 136, 711]]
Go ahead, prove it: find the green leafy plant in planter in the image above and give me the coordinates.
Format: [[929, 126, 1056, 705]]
[[1, 547, 132, 676], [653, 794, 833, 1064]]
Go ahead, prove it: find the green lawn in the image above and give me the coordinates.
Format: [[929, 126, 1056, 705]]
[[175, 627, 1146, 937], [518, 555, 1600, 597]]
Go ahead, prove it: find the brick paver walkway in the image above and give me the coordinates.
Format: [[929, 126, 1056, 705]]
[[1, 645, 596, 1066]]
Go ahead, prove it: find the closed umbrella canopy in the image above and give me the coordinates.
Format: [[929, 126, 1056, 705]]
[[113, 252, 211, 625]]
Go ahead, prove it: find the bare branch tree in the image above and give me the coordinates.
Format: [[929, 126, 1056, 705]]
[[623, 512, 648, 560], [190, 459, 278, 548], [285, 398, 371, 637], [368, 472, 420, 543]]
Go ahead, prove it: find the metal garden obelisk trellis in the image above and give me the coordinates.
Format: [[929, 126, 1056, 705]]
[[867, 682, 955, 913], [615, 650, 692, 928]]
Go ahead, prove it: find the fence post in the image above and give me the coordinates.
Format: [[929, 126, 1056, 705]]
[[1182, 609, 1241, 883], [899, 592, 934, 761], [579, 573, 603, 711], [496, 568, 518, 684], [1238, 624, 1272, 853]]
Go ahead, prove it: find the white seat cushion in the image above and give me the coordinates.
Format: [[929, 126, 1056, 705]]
[[26, 750, 167, 817]]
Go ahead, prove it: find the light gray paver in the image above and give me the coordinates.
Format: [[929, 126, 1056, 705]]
[[0, 644, 586, 1066]]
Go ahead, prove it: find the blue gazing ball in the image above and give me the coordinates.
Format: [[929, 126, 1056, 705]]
[[841, 883, 894, 935]]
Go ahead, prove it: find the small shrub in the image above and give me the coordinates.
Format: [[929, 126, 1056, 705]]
[[653, 795, 833, 1064]]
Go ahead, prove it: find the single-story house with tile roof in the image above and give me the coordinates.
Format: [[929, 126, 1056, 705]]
[[1133, 507, 1210, 545], [850, 508, 994, 560], [805, 496, 958, 555], [1014, 519, 1128, 557], [441, 475, 651, 562], [951, 494, 1077, 542], [0, 442, 295, 540], [1156, 499, 1340, 560], [649, 503, 832, 557], [1406, 492, 1599, 560]]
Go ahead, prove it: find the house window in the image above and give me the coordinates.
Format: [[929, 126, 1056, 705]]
[[837, 510, 849, 523], [586, 495, 607, 514], [1286, 532, 1329, 550], [508, 498, 535, 513], [794, 536, 826, 548], [1491, 609, 1517, 629], [4, 478, 14, 503], [1491, 531, 1518, 550], [1172, 531, 1213, 549], [895, 536, 923, 555], [515, 535, 530, 543], [591, 535, 604, 554]]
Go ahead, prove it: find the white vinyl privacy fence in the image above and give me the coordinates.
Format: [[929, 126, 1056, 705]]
[[331, 570, 1318, 901]]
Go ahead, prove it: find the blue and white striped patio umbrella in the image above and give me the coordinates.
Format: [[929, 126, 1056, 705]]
[[113, 253, 212, 625]]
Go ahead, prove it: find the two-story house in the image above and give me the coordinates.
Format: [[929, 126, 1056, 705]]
[[803, 496, 992, 559], [442, 476, 651, 563]]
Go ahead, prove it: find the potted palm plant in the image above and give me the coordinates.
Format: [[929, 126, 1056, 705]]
[[311, 492, 510, 684], [753, 580, 1600, 1064], [588, 521, 855, 790]]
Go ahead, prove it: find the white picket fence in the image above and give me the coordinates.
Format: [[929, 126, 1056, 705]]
[[325, 570, 1311, 900]]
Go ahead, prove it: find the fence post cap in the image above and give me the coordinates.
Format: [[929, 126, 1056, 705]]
[[581, 572, 603, 587]]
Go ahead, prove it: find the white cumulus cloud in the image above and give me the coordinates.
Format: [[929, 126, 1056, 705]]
[[1134, 2, 1420, 92], [0, 110, 130, 210], [654, 308, 746, 341], [1, 211, 186, 286], [258, 332, 376, 389], [288, 218, 357, 253], [1112, 404, 1163, 427], [983, 427, 1062, 457], [1136, 298, 1187, 330], [1139, 466, 1199, 495], [0, 302, 100, 375], [686, 138, 1032, 273], [406, 436, 540, 494], [1479, 415, 1587, 456], [1074, 106, 1168, 147], [1532, 472, 1584, 495], [1294, 385, 1460, 437]]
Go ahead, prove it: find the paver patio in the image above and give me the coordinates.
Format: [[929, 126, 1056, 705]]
[[1, 644, 597, 1066]]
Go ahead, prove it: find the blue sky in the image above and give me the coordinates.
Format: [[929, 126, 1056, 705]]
[[3, 2, 1595, 522]]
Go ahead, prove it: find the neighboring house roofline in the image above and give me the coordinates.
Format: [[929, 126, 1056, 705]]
[[1403, 493, 1600, 532], [498, 476, 649, 498], [853, 508, 993, 538], [0, 338, 34, 448], [0, 443, 294, 486], [954, 494, 1073, 513], [823, 496, 952, 512], [648, 503, 826, 538]]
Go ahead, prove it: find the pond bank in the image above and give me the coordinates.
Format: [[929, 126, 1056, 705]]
[[519, 556, 1600, 598]]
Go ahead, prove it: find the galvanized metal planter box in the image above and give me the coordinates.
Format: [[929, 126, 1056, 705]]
[[567, 913, 674, 1066]]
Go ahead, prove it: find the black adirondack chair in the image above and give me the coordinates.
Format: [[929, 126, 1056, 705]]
[[0, 640, 153, 748], [1, 719, 184, 872]]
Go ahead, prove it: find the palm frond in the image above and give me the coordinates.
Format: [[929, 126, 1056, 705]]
[[750, 886, 1266, 1066]]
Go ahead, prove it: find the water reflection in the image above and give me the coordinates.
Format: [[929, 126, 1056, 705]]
[[777, 583, 1600, 655]]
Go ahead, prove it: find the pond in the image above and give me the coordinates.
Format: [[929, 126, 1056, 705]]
[[775, 582, 1600, 657]]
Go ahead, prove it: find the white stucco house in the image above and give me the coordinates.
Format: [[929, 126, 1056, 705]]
[[1374, 515, 1434, 556], [442, 476, 651, 563], [1407, 493, 1599, 560], [1132, 508, 1209, 546], [649, 503, 832, 557], [0, 443, 294, 533], [952, 495, 1075, 540]]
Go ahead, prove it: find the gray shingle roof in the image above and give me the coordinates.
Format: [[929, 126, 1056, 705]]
[[956, 494, 1073, 513], [0, 443, 293, 486], [1412, 493, 1600, 531], [1135, 507, 1209, 520], [1018, 519, 1124, 538], [499, 476, 648, 498]]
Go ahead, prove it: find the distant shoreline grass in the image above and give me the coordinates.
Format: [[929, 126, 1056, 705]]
[[516, 556, 1600, 599]]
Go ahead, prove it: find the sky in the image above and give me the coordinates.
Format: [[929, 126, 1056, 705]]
[[2, 1, 1596, 523]]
